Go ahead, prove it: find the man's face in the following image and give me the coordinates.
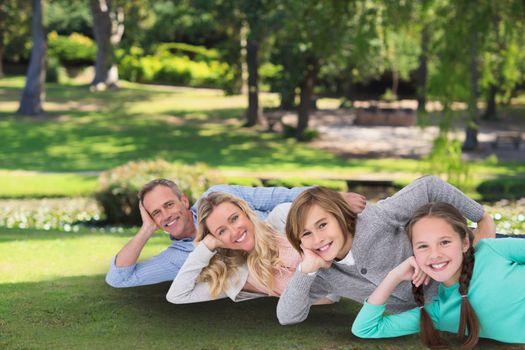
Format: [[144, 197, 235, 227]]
[[142, 185, 195, 239]]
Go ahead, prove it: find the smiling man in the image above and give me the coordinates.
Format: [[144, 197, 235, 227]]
[[105, 179, 318, 288]]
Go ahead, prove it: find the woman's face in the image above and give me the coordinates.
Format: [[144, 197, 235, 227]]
[[299, 204, 352, 261], [411, 216, 469, 287], [205, 201, 256, 252]]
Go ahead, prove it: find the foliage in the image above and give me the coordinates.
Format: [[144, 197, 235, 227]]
[[45, 55, 68, 83], [116, 44, 234, 89], [47, 31, 96, 66], [0, 197, 101, 231], [421, 134, 471, 190], [0, 0, 31, 64], [95, 160, 223, 225], [486, 198, 525, 235], [46, 0, 93, 36], [477, 177, 525, 201]]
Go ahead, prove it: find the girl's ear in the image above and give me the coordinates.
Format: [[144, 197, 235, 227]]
[[462, 235, 470, 253]]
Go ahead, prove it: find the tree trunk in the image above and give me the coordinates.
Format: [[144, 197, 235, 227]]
[[245, 37, 260, 126], [0, 45, 4, 78], [239, 23, 248, 95], [463, 30, 480, 151], [17, 0, 46, 116], [416, 26, 429, 115], [90, 0, 123, 91], [482, 84, 498, 120], [296, 58, 319, 141]]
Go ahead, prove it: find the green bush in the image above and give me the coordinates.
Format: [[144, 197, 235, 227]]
[[117, 44, 234, 89], [46, 55, 67, 83], [47, 31, 96, 66], [477, 177, 525, 201], [95, 160, 224, 226]]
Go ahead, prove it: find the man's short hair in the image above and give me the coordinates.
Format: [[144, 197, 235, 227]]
[[137, 178, 182, 202]]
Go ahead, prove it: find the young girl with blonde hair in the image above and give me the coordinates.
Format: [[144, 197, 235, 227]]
[[352, 202, 525, 347]]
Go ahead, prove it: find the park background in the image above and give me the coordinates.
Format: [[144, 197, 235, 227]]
[[1, 1, 525, 349]]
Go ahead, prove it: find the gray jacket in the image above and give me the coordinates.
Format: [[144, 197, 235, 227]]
[[276, 175, 484, 325]]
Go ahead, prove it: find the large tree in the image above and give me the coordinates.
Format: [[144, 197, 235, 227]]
[[0, 1, 31, 78], [89, 0, 124, 91], [279, 0, 351, 141], [18, 0, 46, 116]]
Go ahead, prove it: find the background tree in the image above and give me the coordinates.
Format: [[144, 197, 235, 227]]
[[17, 0, 47, 116], [279, 0, 351, 141], [89, 0, 124, 91], [0, 0, 31, 78]]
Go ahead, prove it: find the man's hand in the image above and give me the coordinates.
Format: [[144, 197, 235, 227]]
[[300, 245, 332, 274], [340, 192, 366, 214], [139, 201, 158, 237]]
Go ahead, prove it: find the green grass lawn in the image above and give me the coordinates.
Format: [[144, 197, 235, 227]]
[[1, 228, 524, 350], [2, 76, 525, 199]]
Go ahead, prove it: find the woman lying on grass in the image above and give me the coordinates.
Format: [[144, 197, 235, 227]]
[[166, 191, 354, 304], [352, 202, 525, 347]]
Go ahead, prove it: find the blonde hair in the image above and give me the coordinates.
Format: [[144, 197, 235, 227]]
[[286, 186, 357, 254], [196, 192, 280, 298]]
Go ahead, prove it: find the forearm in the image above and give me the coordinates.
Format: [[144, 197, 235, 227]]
[[166, 242, 220, 304], [200, 185, 308, 212], [276, 270, 318, 325], [114, 225, 157, 267], [367, 271, 402, 305]]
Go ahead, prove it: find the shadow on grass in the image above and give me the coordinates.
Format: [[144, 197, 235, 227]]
[[1, 275, 521, 350]]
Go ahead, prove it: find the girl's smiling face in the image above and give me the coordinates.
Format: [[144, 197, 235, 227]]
[[411, 216, 469, 286], [300, 204, 353, 261]]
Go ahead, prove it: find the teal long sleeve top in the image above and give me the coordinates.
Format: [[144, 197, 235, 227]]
[[352, 238, 525, 344]]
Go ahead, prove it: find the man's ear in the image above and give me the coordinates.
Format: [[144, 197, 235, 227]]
[[181, 194, 190, 209]]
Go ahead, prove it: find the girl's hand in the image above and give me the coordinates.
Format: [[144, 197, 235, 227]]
[[300, 245, 332, 274], [202, 234, 224, 251], [390, 256, 429, 287], [367, 256, 429, 305]]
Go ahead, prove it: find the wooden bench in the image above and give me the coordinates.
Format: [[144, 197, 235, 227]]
[[492, 131, 523, 149]]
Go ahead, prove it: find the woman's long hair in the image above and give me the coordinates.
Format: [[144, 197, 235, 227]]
[[196, 192, 280, 298], [406, 202, 480, 350]]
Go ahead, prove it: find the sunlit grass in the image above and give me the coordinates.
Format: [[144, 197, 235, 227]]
[[1, 228, 521, 350]]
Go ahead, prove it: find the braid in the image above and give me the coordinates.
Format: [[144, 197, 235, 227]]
[[457, 243, 480, 350], [412, 284, 445, 349]]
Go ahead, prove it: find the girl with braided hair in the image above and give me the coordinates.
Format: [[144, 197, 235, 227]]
[[352, 202, 525, 346]]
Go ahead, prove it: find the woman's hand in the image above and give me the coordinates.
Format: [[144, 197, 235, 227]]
[[300, 245, 332, 274], [202, 234, 224, 251]]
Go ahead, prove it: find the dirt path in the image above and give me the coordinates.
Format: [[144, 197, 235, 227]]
[[279, 107, 525, 161]]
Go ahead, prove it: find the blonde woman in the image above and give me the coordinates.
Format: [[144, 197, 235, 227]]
[[166, 191, 358, 303]]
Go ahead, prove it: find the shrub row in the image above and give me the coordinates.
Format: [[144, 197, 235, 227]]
[[95, 160, 224, 226], [116, 46, 235, 90]]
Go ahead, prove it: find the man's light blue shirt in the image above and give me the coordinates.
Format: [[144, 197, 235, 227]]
[[105, 184, 305, 288]]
